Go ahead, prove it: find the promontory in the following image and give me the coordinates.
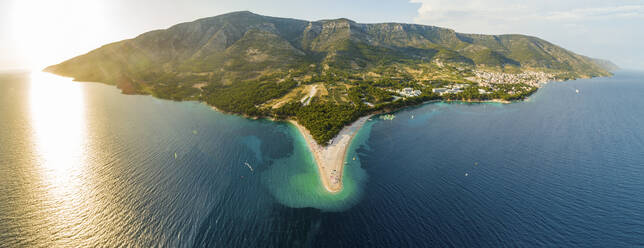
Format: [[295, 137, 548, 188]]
[[45, 11, 616, 192]]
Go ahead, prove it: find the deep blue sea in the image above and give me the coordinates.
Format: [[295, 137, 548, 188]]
[[1, 71, 643, 247]]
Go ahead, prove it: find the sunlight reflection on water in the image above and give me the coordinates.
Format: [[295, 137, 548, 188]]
[[28, 72, 96, 244], [30, 72, 86, 178]]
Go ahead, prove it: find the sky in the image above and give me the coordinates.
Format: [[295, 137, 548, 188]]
[[1, 0, 642, 71]]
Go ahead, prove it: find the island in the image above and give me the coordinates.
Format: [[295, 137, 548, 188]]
[[44, 11, 616, 193]]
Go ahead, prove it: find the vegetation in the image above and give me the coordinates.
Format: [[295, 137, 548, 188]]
[[203, 76, 298, 116], [348, 82, 395, 104], [295, 101, 363, 144], [45, 11, 614, 145]]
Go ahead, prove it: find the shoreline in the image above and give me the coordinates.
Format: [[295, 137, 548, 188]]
[[289, 116, 372, 193], [204, 98, 521, 194], [373, 98, 513, 115], [445, 99, 512, 104]]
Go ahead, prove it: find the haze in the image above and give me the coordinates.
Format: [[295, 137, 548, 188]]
[[1, 0, 642, 71]]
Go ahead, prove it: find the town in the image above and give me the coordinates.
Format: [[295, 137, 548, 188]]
[[471, 70, 556, 87]]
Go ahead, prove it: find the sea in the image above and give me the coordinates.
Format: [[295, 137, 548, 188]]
[[1, 71, 643, 247]]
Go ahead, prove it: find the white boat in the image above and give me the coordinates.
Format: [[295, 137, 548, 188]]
[[244, 162, 254, 172]]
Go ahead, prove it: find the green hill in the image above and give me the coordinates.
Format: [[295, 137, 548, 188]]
[[45, 11, 614, 144]]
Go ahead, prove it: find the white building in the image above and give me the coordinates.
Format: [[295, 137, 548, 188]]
[[451, 84, 467, 90], [432, 88, 448, 94], [433, 88, 462, 95], [478, 89, 490, 94], [398, 88, 422, 97]]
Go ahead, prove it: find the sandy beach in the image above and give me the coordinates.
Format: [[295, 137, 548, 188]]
[[443, 99, 512, 104], [289, 116, 372, 193]]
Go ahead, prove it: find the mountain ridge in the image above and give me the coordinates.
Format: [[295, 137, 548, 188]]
[[45, 11, 614, 145], [46, 11, 613, 84]]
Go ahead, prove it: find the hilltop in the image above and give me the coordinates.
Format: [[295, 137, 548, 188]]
[[46, 11, 614, 145]]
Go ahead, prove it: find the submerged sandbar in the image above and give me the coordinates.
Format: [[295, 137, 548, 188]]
[[289, 116, 372, 193]]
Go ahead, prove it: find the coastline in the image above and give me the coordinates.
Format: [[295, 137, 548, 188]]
[[203, 95, 525, 194], [209, 105, 265, 120], [289, 116, 372, 193], [445, 99, 512, 104], [205, 98, 510, 194]]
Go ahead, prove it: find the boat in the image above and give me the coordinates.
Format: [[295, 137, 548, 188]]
[[244, 162, 254, 172], [576, 89, 580, 94], [174, 152, 177, 159]]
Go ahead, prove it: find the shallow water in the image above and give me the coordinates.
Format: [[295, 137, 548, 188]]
[[1, 71, 643, 247]]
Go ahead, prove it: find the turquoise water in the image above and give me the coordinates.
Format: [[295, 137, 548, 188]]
[[1, 71, 644, 247], [261, 123, 369, 212]]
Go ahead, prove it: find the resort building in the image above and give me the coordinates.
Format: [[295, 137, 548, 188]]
[[397, 88, 422, 97], [432, 87, 463, 95], [432, 88, 448, 94]]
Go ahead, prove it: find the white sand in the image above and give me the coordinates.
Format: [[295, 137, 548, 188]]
[[290, 115, 372, 193]]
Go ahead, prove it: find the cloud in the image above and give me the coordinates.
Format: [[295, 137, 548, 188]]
[[408, 0, 644, 69], [545, 5, 644, 20], [411, 0, 530, 21], [410, 0, 644, 27]]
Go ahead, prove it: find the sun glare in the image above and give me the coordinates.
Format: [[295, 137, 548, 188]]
[[10, 0, 107, 71], [28, 71, 100, 240], [29, 72, 87, 179]]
